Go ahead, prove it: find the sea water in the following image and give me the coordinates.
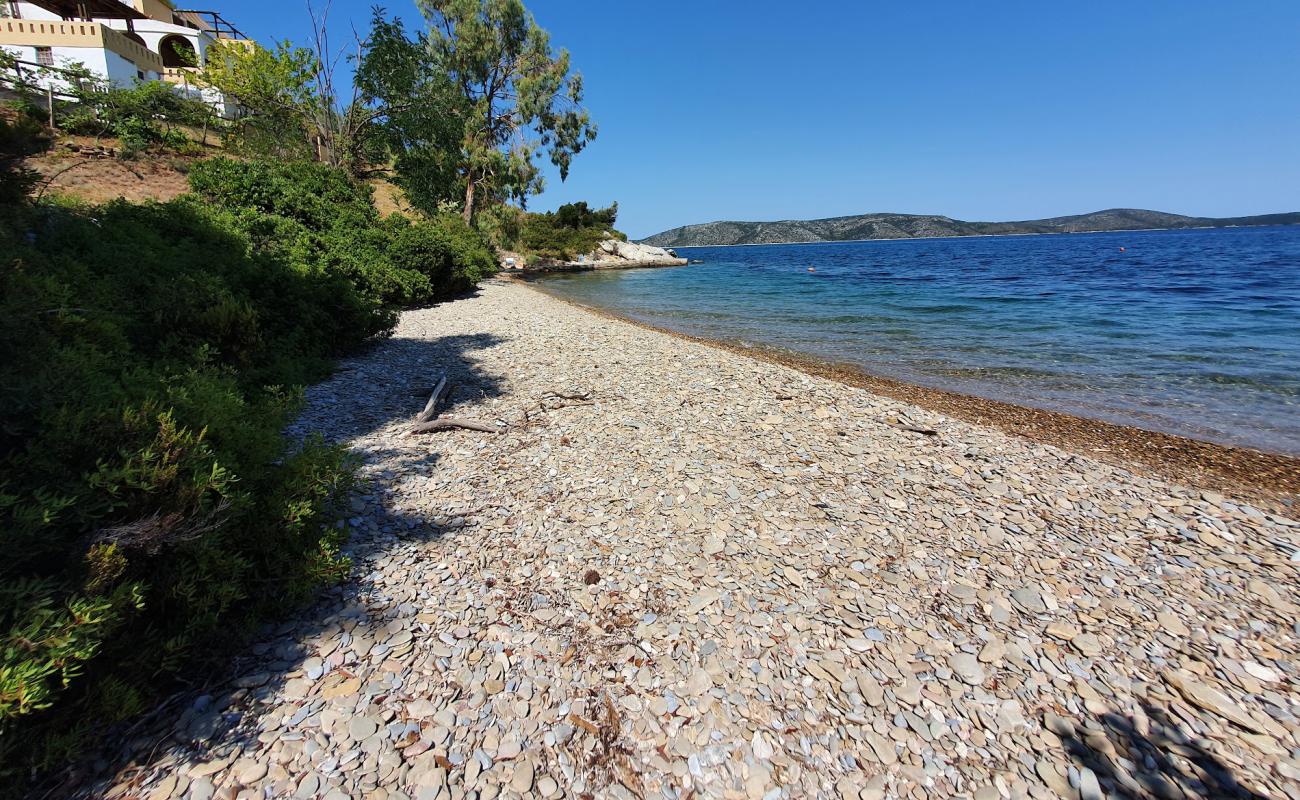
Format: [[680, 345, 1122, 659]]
[[536, 225, 1300, 455]]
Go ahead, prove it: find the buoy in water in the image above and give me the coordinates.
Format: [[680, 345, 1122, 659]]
[[1119, 247, 1126, 252]]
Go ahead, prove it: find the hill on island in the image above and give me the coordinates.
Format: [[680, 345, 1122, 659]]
[[640, 208, 1300, 247]]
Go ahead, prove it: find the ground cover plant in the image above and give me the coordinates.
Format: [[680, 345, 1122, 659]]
[[0, 150, 492, 785]]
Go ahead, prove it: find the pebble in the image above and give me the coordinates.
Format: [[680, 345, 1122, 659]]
[[510, 759, 535, 794], [949, 653, 985, 685], [63, 283, 1300, 800]]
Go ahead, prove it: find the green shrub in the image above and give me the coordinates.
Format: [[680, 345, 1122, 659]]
[[189, 158, 493, 306], [0, 154, 494, 783], [57, 79, 210, 156], [498, 201, 623, 261], [0, 194, 373, 780]]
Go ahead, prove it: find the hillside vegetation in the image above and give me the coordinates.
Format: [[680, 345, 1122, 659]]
[[0, 120, 492, 780], [641, 208, 1300, 247]]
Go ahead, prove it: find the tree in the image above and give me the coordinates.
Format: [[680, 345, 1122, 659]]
[[355, 11, 466, 214], [553, 200, 617, 230], [199, 38, 319, 162], [200, 2, 367, 171], [417, 0, 597, 223]]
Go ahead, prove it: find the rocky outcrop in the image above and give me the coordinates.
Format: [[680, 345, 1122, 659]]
[[592, 239, 687, 267], [500, 240, 688, 273]]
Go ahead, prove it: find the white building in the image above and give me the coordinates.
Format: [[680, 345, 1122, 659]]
[[1, 0, 248, 115]]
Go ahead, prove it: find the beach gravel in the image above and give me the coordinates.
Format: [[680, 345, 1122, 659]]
[[88, 281, 1298, 800]]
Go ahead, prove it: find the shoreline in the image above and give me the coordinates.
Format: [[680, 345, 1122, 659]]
[[509, 276, 1300, 505]]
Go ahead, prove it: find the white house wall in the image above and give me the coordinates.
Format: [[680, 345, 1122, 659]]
[[102, 46, 153, 84], [6, 2, 237, 111], [103, 20, 214, 64], [0, 43, 147, 91]]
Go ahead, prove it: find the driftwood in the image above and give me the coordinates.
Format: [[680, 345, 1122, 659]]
[[416, 376, 451, 423], [891, 423, 939, 436], [406, 374, 502, 435], [539, 388, 595, 411], [544, 390, 592, 401], [409, 418, 505, 435]]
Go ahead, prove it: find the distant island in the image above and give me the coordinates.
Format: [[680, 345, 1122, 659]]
[[640, 208, 1300, 247]]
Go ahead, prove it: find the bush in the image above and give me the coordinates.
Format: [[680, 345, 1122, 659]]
[[0, 156, 491, 784], [486, 201, 623, 261], [0, 105, 49, 206], [57, 79, 210, 156], [189, 158, 493, 306], [0, 194, 367, 780]]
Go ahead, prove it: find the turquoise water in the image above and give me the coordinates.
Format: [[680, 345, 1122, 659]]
[[536, 226, 1300, 455]]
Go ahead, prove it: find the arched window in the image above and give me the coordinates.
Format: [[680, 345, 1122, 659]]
[[160, 34, 197, 68]]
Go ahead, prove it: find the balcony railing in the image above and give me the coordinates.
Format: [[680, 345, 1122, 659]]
[[161, 65, 199, 85], [0, 19, 165, 73]]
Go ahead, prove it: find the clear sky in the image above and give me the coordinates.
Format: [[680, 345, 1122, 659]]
[[214, 0, 1299, 238]]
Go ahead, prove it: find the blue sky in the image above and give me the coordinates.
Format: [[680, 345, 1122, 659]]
[[216, 0, 1300, 238]]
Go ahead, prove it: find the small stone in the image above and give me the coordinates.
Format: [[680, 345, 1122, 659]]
[[1156, 611, 1191, 637], [685, 667, 713, 695], [1078, 766, 1102, 800], [978, 639, 1005, 663], [856, 674, 884, 707], [509, 759, 535, 793], [1043, 713, 1075, 738], [1072, 633, 1102, 658], [1241, 661, 1280, 683], [949, 653, 985, 685], [147, 773, 184, 800], [235, 760, 268, 785], [997, 700, 1027, 733], [322, 677, 362, 699], [1164, 670, 1263, 733], [349, 715, 380, 740], [1011, 587, 1046, 613], [189, 778, 215, 800], [864, 732, 897, 765], [948, 584, 977, 603]]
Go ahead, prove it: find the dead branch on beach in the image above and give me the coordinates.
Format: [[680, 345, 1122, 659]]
[[405, 382, 598, 436], [410, 417, 505, 434], [883, 412, 939, 437], [544, 390, 592, 401], [416, 376, 451, 423], [406, 373, 505, 435], [538, 388, 596, 412]]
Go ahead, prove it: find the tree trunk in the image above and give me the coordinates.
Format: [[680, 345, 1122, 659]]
[[463, 178, 476, 225]]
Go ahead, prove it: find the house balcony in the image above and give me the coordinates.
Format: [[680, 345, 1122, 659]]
[[0, 18, 165, 73]]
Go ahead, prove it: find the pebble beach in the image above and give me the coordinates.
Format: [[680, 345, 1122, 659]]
[[89, 280, 1299, 800]]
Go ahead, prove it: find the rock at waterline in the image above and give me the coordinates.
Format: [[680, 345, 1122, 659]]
[[593, 239, 688, 267]]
